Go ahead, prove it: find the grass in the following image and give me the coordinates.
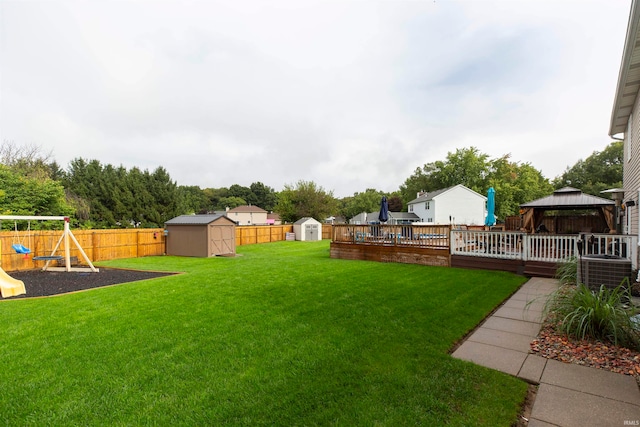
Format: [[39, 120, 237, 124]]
[[0, 240, 528, 425]]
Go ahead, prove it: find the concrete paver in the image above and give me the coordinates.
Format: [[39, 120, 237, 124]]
[[493, 306, 544, 323], [530, 384, 640, 427], [481, 316, 541, 337], [540, 359, 640, 406], [466, 327, 533, 352], [452, 341, 527, 376], [517, 354, 547, 384], [451, 277, 640, 427]]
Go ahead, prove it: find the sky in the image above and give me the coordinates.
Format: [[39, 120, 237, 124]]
[[0, 0, 633, 198]]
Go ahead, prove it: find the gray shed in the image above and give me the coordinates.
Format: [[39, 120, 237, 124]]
[[293, 217, 322, 241], [165, 214, 237, 257]]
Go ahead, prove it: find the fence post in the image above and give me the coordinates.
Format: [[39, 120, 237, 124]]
[[92, 232, 98, 261], [523, 235, 529, 261]]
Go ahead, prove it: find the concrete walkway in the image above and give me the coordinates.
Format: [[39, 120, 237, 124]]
[[452, 277, 640, 426]]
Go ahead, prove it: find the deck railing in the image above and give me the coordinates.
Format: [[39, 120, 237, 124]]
[[333, 225, 636, 267], [332, 224, 450, 248], [451, 230, 636, 265], [451, 230, 525, 260]]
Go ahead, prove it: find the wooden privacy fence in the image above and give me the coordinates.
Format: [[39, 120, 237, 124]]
[[1, 225, 319, 271], [235, 225, 294, 245], [0, 228, 166, 272], [234, 224, 332, 244]]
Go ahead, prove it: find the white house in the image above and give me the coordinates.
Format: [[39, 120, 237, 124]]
[[407, 184, 487, 225], [609, 0, 640, 265]]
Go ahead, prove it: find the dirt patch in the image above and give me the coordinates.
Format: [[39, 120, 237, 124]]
[[4, 268, 176, 298], [513, 385, 537, 427]]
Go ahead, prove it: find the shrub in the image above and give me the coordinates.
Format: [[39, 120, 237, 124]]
[[555, 256, 578, 286], [544, 279, 640, 350]]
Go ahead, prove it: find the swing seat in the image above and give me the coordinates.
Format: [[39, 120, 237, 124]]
[[12, 244, 30, 254]]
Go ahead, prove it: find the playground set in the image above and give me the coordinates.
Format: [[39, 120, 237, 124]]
[[0, 215, 98, 298]]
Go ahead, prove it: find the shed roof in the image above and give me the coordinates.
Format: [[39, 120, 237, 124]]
[[520, 187, 614, 209], [610, 0, 640, 136], [165, 214, 235, 225], [294, 217, 320, 225]]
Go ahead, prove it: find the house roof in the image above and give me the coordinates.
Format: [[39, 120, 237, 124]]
[[389, 212, 420, 220], [349, 211, 420, 223], [165, 214, 236, 225], [610, 1, 640, 136], [227, 205, 267, 214], [520, 187, 615, 209], [407, 184, 487, 204]]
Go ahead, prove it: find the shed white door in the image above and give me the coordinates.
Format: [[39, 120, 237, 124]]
[[305, 224, 318, 240], [210, 225, 235, 255]]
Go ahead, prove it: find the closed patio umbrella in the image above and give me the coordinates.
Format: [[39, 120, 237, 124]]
[[378, 196, 389, 223], [485, 187, 496, 226]]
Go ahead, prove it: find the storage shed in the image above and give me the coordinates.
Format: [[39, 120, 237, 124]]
[[293, 217, 322, 241], [165, 214, 237, 257]]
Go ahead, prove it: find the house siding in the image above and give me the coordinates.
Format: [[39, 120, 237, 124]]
[[624, 93, 640, 237], [407, 185, 486, 225]]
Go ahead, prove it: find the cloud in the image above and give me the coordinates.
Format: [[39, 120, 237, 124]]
[[0, 0, 631, 198]]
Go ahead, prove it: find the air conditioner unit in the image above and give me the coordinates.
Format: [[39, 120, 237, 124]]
[[578, 255, 632, 289]]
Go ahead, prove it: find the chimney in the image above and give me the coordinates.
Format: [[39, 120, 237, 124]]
[[225, 206, 229, 212]]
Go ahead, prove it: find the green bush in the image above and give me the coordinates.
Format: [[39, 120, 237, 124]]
[[555, 256, 578, 286], [545, 280, 640, 350]]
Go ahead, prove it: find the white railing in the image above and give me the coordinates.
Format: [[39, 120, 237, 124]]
[[524, 234, 577, 262], [451, 230, 525, 260], [451, 231, 636, 265]]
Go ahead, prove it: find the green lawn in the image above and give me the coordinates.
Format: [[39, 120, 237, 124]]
[[0, 240, 528, 426]]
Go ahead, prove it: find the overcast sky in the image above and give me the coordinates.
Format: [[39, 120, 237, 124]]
[[0, 0, 632, 198]]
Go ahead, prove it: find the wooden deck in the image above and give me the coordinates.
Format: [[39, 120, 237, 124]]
[[330, 225, 636, 278]]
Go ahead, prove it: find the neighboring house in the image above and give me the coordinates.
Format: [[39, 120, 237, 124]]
[[225, 205, 268, 225], [324, 215, 346, 224], [388, 212, 420, 225], [610, 0, 640, 241], [407, 184, 487, 225], [266, 212, 281, 225], [349, 212, 376, 224], [348, 211, 419, 225]]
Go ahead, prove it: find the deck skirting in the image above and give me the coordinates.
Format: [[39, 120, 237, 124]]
[[330, 242, 450, 267]]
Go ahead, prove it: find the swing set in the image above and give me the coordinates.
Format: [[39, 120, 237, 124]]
[[1, 215, 98, 273]]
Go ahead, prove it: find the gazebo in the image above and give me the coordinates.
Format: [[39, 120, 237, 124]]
[[520, 187, 615, 234]]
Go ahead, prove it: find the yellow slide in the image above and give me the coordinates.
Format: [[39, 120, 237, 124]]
[[0, 267, 26, 298], [0, 245, 26, 298]]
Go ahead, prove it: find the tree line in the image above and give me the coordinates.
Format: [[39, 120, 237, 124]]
[[0, 141, 623, 228]]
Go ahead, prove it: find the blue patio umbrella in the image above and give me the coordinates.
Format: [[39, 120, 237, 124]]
[[378, 196, 389, 223], [485, 187, 496, 226]]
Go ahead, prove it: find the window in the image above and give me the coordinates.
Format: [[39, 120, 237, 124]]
[[425, 201, 430, 210], [408, 205, 413, 212], [427, 218, 433, 223]]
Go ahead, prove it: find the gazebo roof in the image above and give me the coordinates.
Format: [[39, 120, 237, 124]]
[[520, 187, 614, 210]]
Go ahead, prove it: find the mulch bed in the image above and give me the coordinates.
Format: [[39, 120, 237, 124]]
[[4, 268, 175, 299], [531, 323, 640, 385]]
